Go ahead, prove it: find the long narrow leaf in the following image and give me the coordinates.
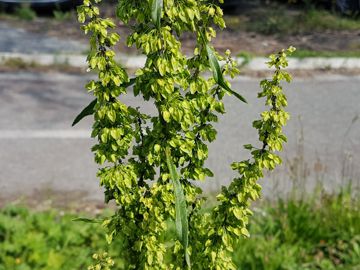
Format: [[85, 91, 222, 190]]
[[206, 44, 247, 103], [165, 147, 191, 268], [220, 80, 248, 103], [122, 77, 136, 88], [72, 98, 97, 126], [206, 44, 222, 84], [72, 78, 136, 127], [151, 0, 163, 29], [72, 217, 101, 223]]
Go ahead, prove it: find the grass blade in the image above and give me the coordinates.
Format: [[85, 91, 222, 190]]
[[72, 98, 97, 126], [206, 44, 247, 103], [72, 217, 101, 223], [165, 147, 191, 268]]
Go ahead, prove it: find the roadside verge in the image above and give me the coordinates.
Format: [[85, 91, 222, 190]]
[[1, 52, 360, 71]]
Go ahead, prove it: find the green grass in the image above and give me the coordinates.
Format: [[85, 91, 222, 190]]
[[234, 188, 360, 269], [53, 10, 72, 21], [235, 49, 360, 59], [0, 188, 359, 269], [290, 49, 360, 58], [301, 10, 360, 32], [226, 6, 360, 35], [236, 51, 255, 66], [0, 207, 115, 270], [14, 5, 37, 21]]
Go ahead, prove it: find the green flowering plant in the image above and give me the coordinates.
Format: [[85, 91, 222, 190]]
[[74, 0, 295, 269]]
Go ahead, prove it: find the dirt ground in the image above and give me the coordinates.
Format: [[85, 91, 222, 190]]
[[0, 188, 110, 213]]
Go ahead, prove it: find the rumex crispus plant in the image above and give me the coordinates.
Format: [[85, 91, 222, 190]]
[[74, 0, 295, 269]]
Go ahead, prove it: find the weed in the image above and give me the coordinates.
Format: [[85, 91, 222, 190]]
[[246, 7, 293, 35], [0, 206, 112, 270], [2, 57, 39, 69], [300, 9, 360, 31], [233, 187, 360, 270], [290, 49, 360, 58], [237, 51, 254, 67], [53, 10, 72, 21], [239, 4, 360, 35], [15, 4, 36, 21], [0, 188, 358, 270]]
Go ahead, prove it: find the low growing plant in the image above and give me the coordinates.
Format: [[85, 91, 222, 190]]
[[74, 0, 295, 269], [15, 4, 36, 21], [1, 190, 359, 270]]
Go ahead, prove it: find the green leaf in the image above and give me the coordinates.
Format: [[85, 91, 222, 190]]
[[72, 78, 136, 127], [72, 98, 97, 126], [165, 147, 191, 269], [206, 44, 221, 84], [151, 0, 163, 29], [122, 77, 136, 88], [205, 44, 247, 103], [243, 144, 253, 150], [72, 217, 101, 223]]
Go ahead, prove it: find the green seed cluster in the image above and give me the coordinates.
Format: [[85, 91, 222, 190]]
[[192, 47, 296, 270], [88, 253, 115, 270], [77, 0, 294, 269]]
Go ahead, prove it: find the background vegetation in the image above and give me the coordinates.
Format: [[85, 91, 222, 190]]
[[224, 3, 360, 35], [1, 187, 359, 270]]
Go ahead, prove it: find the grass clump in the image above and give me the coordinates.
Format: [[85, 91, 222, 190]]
[[0, 188, 359, 270], [2, 58, 39, 69], [301, 9, 360, 31], [0, 206, 114, 270], [53, 10, 72, 21], [234, 187, 360, 269], [15, 5, 36, 21], [232, 5, 360, 35], [291, 49, 360, 58], [0, 58, 84, 74]]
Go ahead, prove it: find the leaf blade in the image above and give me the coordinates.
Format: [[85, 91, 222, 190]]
[[220, 80, 248, 103], [206, 44, 247, 104], [206, 44, 222, 83], [72, 98, 97, 127], [151, 0, 163, 29], [165, 147, 191, 269], [122, 77, 136, 88], [72, 217, 101, 223], [71, 78, 136, 127]]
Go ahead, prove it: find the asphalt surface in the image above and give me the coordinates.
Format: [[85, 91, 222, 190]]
[[0, 72, 359, 202], [0, 22, 87, 54]]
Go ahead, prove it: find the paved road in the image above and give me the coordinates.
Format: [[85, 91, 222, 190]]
[[0, 72, 359, 202], [0, 22, 87, 54]]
